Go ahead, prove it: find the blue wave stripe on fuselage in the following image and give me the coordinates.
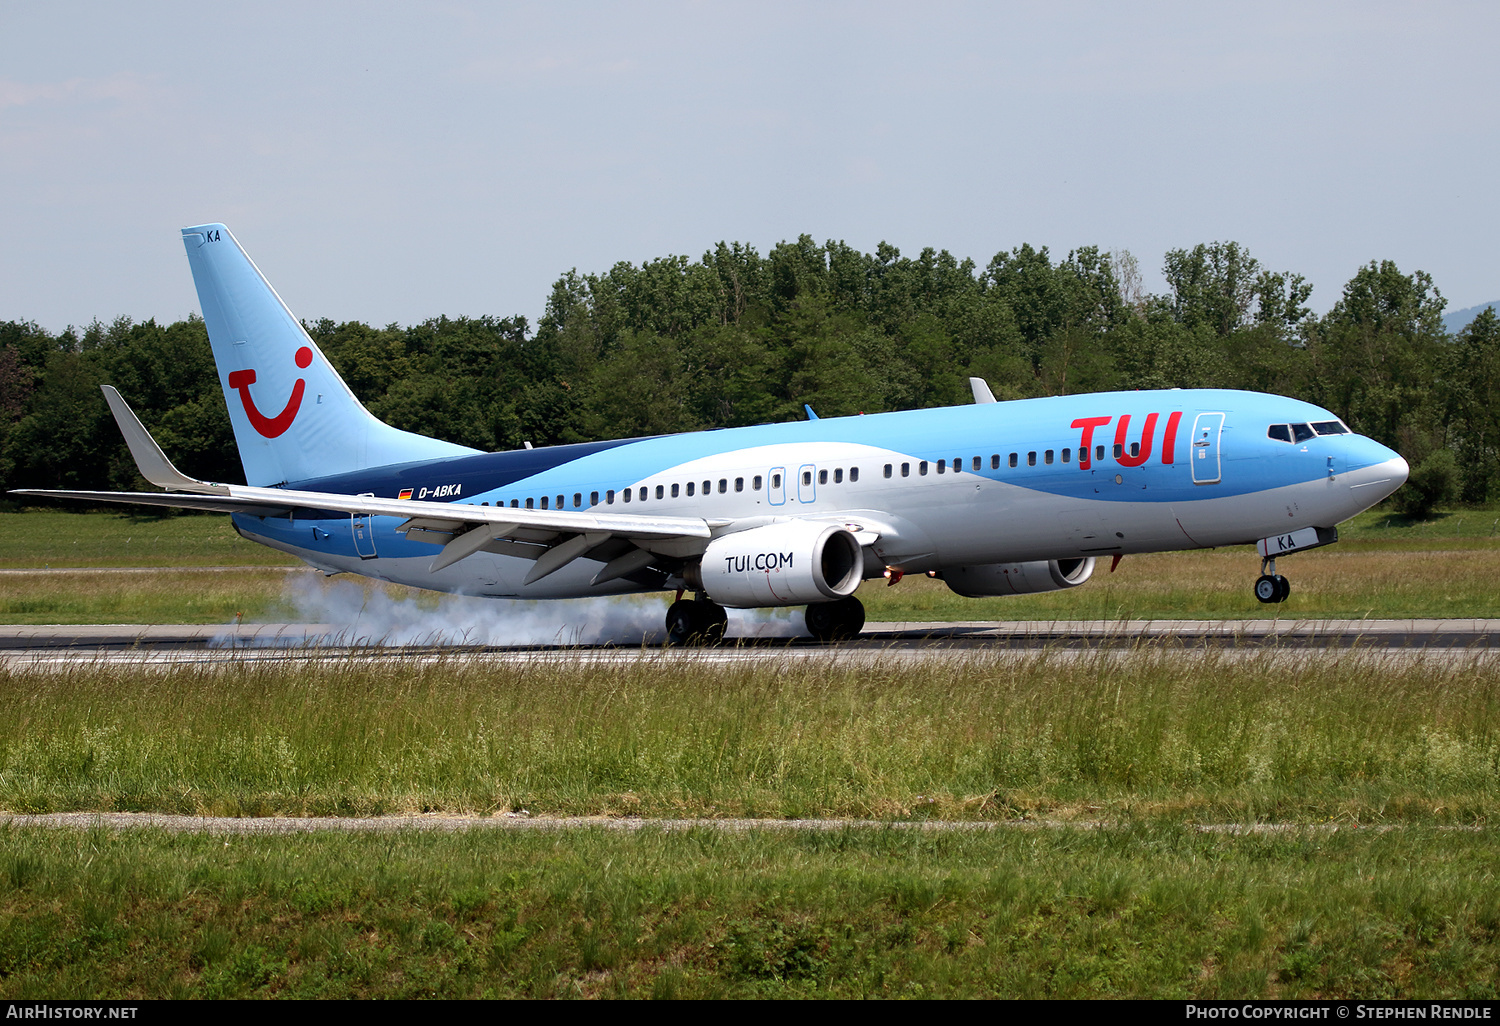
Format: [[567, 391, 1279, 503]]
[[279, 389, 1368, 510], [287, 435, 647, 499]]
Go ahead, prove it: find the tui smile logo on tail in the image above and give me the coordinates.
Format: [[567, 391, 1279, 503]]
[[227, 346, 313, 438]]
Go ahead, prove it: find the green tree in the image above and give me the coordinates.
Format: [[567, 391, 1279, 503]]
[[1308, 260, 1445, 451], [1444, 308, 1500, 501]]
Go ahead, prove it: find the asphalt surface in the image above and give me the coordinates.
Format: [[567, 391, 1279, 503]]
[[1, 619, 1498, 656]]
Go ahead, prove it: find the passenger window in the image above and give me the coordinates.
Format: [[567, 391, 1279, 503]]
[[1096, 445, 1105, 461], [802, 471, 812, 486], [511, 499, 520, 508], [991, 455, 1000, 470], [1113, 443, 1124, 458], [1268, 425, 1292, 442], [557, 495, 564, 509], [1292, 423, 1315, 443], [623, 490, 631, 503], [884, 464, 893, 478], [770, 474, 780, 489], [590, 491, 599, 505], [1129, 442, 1139, 458], [735, 477, 744, 492], [849, 467, 858, 482], [833, 468, 842, 484], [753, 476, 763, 490], [718, 479, 727, 494], [540, 496, 549, 509], [670, 483, 679, 498], [703, 480, 711, 495], [818, 470, 828, 485], [655, 485, 664, 499], [972, 456, 981, 472], [1027, 452, 1037, 467], [1045, 450, 1054, 465], [687, 482, 695, 496], [936, 460, 946, 474], [605, 491, 614, 504], [1009, 453, 1018, 468], [901, 463, 910, 477], [574, 493, 582, 508], [527, 497, 536, 509], [954, 456, 962, 472], [919, 461, 928, 476], [1062, 448, 1071, 463]]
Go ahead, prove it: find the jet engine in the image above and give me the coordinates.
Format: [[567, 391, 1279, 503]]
[[689, 521, 863, 608], [941, 557, 1096, 597]]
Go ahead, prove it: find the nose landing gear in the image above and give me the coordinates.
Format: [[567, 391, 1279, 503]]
[[1254, 556, 1290, 604]]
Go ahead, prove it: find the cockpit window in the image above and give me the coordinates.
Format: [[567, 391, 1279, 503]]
[[1311, 420, 1349, 435], [1268, 425, 1292, 443], [1291, 423, 1316, 443]]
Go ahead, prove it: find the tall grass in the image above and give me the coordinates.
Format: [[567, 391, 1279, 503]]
[[3, 651, 1497, 821], [3, 824, 1498, 998]]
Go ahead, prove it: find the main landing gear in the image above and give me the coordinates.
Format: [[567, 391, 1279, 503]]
[[1254, 555, 1291, 604], [665, 595, 728, 645], [663, 594, 868, 645], [804, 595, 866, 642]]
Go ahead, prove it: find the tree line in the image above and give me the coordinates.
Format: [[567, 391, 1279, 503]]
[[2, 237, 1495, 515]]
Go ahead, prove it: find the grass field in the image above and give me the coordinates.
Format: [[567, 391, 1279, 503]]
[[0, 511, 297, 568], [4, 653, 1496, 822], [1, 506, 1498, 624], [4, 653, 1500, 998], [4, 824, 1499, 999]]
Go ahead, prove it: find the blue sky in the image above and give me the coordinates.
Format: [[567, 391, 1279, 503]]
[[2, 1, 1495, 333]]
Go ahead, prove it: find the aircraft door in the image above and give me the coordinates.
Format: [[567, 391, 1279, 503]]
[[352, 494, 378, 559], [797, 464, 816, 503], [768, 467, 786, 506], [1191, 413, 1225, 485]]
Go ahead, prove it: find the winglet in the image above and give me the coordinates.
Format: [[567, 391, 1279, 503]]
[[804, 404, 819, 420], [969, 377, 997, 404], [101, 386, 229, 496]]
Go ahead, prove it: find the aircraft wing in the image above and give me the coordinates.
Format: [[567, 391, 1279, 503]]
[[15, 481, 715, 584], [11, 387, 715, 586]]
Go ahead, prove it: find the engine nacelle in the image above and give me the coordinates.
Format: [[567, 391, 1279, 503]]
[[942, 557, 1096, 598], [692, 521, 863, 608]]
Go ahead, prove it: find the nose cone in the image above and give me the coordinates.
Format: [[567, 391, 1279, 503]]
[[1343, 436, 1408, 510], [1389, 452, 1411, 487]]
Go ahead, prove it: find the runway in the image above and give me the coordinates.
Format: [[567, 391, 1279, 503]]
[[1, 618, 1498, 668]]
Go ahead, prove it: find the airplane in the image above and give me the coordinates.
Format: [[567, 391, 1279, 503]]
[[14, 223, 1410, 643]]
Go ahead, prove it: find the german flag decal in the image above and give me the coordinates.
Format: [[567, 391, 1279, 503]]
[[398, 488, 413, 500]]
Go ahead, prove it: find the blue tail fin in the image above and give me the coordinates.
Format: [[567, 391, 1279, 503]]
[[181, 223, 479, 486]]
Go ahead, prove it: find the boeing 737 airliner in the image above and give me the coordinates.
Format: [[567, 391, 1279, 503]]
[[16, 224, 1410, 642]]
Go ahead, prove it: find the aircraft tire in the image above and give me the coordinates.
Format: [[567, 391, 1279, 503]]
[[1274, 575, 1291, 602], [665, 599, 700, 645], [805, 595, 866, 642], [1254, 575, 1279, 604], [699, 600, 728, 644], [665, 599, 728, 645]]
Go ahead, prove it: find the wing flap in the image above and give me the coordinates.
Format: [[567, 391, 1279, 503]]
[[9, 490, 294, 516]]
